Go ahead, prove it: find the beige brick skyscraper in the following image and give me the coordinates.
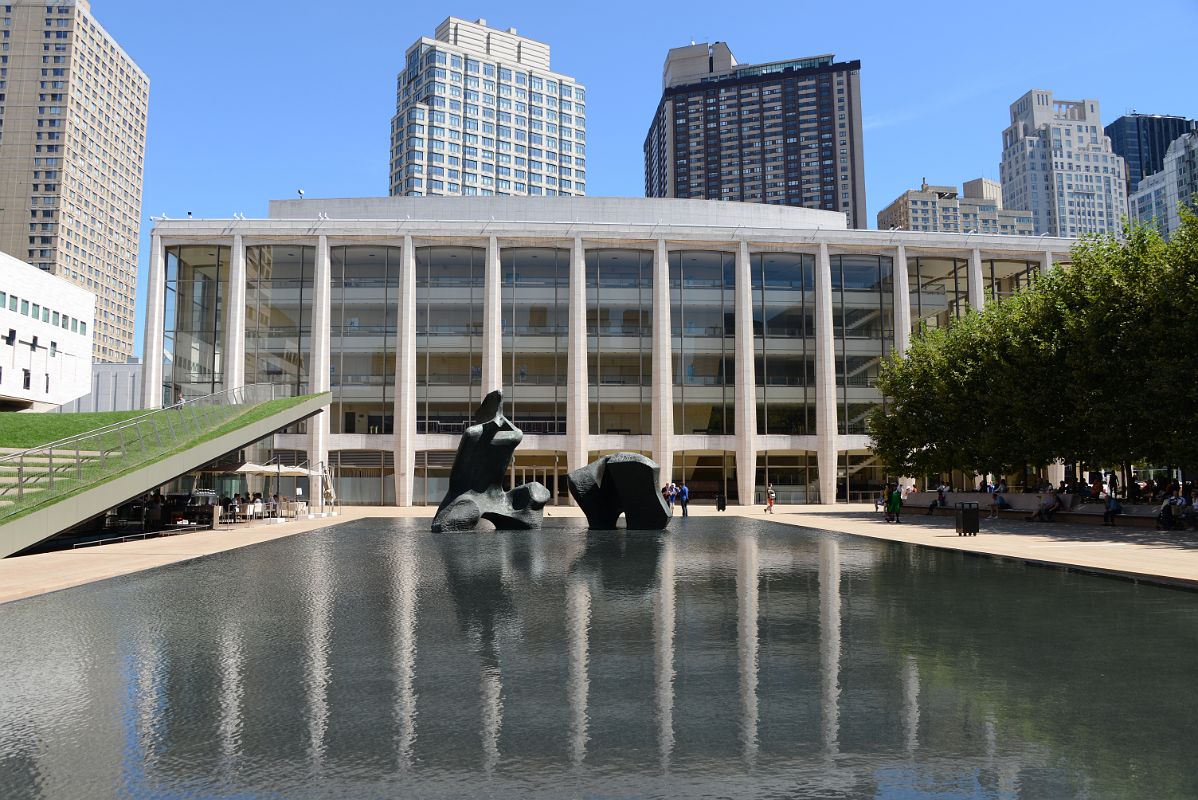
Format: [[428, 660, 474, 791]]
[[0, 0, 148, 362]]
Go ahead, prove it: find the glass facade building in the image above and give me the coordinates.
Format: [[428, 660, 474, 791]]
[[146, 197, 1071, 507]]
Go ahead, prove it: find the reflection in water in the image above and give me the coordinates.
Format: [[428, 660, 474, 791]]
[[903, 655, 919, 755], [2, 519, 1197, 799], [390, 534, 418, 769], [216, 615, 243, 766], [819, 537, 841, 755], [736, 531, 759, 767], [565, 580, 591, 767], [654, 534, 676, 773], [302, 538, 334, 776]]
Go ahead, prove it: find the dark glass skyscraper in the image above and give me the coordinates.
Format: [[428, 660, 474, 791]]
[[1105, 113, 1198, 195], [644, 43, 866, 228]]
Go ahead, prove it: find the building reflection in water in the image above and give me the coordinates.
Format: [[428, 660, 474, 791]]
[[654, 533, 676, 773], [389, 533, 419, 770], [819, 537, 841, 755], [302, 537, 335, 775], [736, 530, 759, 767], [11, 520, 1197, 798], [565, 578, 591, 767]]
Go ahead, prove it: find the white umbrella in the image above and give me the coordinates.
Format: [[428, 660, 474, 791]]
[[235, 462, 272, 474]]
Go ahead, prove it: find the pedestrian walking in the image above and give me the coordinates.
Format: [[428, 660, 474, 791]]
[[764, 483, 776, 514], [679, 483, 689, 517]]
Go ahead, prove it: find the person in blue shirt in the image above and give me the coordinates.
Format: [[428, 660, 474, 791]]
[[678, 483, 689, 517]]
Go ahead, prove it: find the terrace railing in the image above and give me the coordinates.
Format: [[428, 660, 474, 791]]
[[0, 383, 283, 522]]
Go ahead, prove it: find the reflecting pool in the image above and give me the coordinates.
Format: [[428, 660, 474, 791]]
[[1, 518, 1196, 799]]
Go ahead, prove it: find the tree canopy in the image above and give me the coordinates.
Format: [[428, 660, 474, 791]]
[[870, 210, 1198, 478]]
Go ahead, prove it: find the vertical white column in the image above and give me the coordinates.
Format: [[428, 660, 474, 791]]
[[814, 243, 838, 505], [394, 236, 417, 506], [566, 236, 590, 479], [1041, 249, 1054, 276], [651, 239, 673, 483], [892, 243, 912, 355], [142, 232, 165, 408], [308, 235, 331, 511], [481, 235, 503, 396], [734, 240, 757, 506], [819, 537, 841, 754], [736, 531, 760, 766], [968, 247, 985, 311], [223, 234, 246, 391]]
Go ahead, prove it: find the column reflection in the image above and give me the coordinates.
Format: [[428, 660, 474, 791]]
[[391, 534, 419, 769], [654, 534, 676, 771], [303, 539, 335, 774], [903, 655, 919, 755], [736, 531, 760, 766], [216, 618, 244, 766], [819, 537, 841, 755], [566, 579, 592, 767]]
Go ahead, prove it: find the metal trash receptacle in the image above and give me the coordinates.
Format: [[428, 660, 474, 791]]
[[955, 502, 980, 536]]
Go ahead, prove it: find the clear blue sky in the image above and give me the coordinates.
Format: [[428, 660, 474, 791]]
[[94, 0, 1196, 357]]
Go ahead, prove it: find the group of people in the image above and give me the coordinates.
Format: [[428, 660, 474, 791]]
[[661, 482, 690, 517], [219, 492, 282, 521]]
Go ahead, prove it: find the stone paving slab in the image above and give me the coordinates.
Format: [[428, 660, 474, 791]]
[[770, 504, 1198, 590], [2, 502, 1196, 606]]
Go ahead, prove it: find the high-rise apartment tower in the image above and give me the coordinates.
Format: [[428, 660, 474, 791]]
[[1105, 112, 1198, 196], [644, 42, 866, 227], [389, 17, 586, 198], [1000, 90, 1126, 238], [0, 0, 147, 363]]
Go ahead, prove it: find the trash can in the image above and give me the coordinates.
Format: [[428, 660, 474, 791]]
[[955, 501, 980, 536]]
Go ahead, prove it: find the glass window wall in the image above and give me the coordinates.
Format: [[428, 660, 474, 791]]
[[330, 246, 399, 434], [909, 256, 968, 332], [983, 258, 1038, 303], [752, 252, 815, 435], [670, 250, 734, 435], [416, 246, 485, 434], [163, 245, 230, 401], [832, 254, 893, 435], [501, 247, 567, 434], [245, 245, 314, 396], [586, 249, 652, 435]]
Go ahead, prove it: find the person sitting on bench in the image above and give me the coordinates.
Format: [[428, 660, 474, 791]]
[[1027, 490, 1061, 522], [987, 492, 1010, 519]]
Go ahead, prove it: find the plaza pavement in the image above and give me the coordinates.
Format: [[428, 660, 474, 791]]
[[2, 502, 1197, 605]]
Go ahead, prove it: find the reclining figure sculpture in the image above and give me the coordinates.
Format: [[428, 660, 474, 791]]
[[431, 390, 550, 532], [567, 452, 671, 530]]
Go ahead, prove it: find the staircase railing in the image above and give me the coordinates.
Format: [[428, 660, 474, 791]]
[[0, 383, 283, 522]]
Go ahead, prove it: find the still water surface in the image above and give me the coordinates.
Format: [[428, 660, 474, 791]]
[[1, 518, 1196, 799]]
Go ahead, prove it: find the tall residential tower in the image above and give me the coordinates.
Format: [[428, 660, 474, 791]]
[[0, 0, 148, 363], [999, 90, 1126, 238], [389, 17, 586, 198], [644, 42, 866, 227], [1105, 112, 1197, 196]]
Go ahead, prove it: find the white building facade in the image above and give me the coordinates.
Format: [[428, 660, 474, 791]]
[[0, 251, 94, 410], [142, 197, 1072, 506], [389, 17, 586, 199], [1129, 132, 1198, 239], [1000, 90, 1127, 238]]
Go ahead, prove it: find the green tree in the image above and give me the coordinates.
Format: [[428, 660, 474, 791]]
[[870, 211, 1198, 478]]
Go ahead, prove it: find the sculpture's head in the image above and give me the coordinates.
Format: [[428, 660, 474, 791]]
[[469, 389, 523, 452]]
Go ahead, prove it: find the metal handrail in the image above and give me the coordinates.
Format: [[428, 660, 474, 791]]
[[0, 383, 282, 512], [0, 383, 278, 466]]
